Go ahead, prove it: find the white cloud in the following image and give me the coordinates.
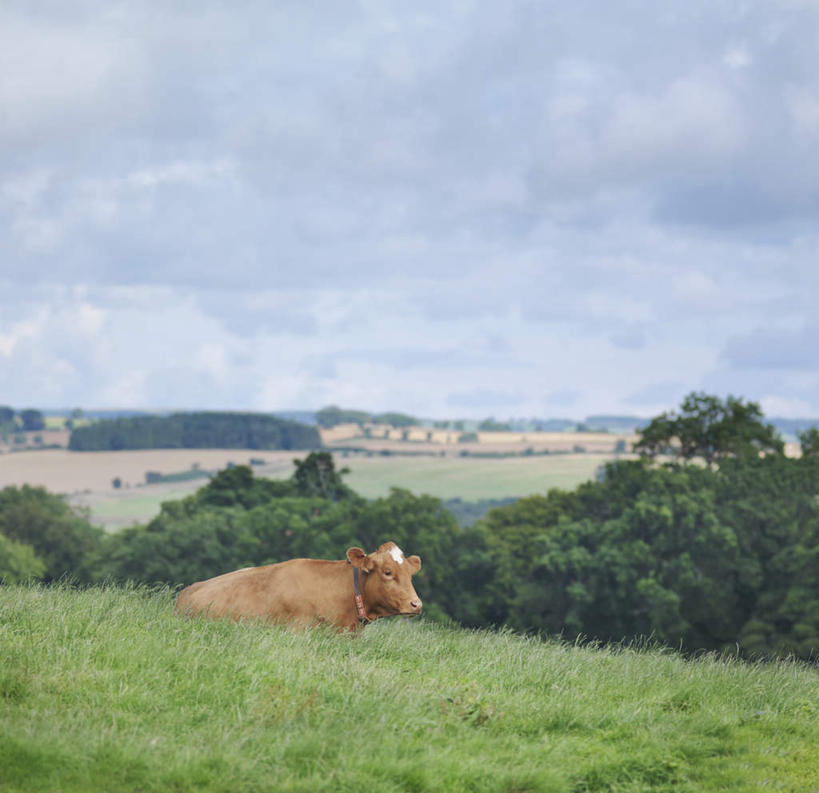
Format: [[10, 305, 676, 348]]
[[76, 303, 106, 338], [671, 271, 725, 311], [193, 343, 229, 384], [785, 86, 819, 137], [125, 160, 236, 190], [0, 312, 46, 357], [723, 47, 751, 70], [0, 9, 144, 144], [759, 395, 813, 418], [1, 170, 52, 207], [605, 76, 744, 165], [2, 3, 819, 416]]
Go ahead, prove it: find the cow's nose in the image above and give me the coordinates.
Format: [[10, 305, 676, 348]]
[[410, 599, 422, 612]]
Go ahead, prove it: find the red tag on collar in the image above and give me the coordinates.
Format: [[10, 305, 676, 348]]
[[354, 594, 368, 621]]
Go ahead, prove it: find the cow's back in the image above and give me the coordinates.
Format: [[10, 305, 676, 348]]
[[174, 559, 347, 625]]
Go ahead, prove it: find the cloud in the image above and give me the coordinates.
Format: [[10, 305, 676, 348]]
[[0, 8, 145, 147], [544, 389, 581, 407], [759, 394, 813, 418], [2, 2, 819, 416], [720, 324, 819, 369], [609, 325, 646, 350], [446, 390, 525, 410], [624, 382, 687, 408]]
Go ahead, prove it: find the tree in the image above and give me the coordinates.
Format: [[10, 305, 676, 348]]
[[19, 409, 45, 432], [0, 406, 15, 426], [315, 406, 371, 428], [633, 392, 783, 466], [68, 412, 320, 451], [372, 412, 419, 427], [0, 485, 103, 582], [292, 452, 354, 501], [197, 465, 295, 508], [798, 427, 819, 458], [0, 533, 46, 582], [478, 417, 512, 432]]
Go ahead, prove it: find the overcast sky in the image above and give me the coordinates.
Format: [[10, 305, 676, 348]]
[[2, 1, 819, 419]]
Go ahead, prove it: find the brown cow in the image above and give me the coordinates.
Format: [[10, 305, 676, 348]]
[[174, 541, 422, 631]]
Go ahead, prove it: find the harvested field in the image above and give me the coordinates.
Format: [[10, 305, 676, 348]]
[[0, 429, 70, 453], [322, 426, 637, 454], [0, 449, 299, 494]]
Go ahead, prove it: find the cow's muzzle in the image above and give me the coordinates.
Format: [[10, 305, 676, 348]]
[[402, 599, 422, 616]]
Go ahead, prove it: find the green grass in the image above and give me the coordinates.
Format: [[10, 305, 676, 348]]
[[72, 487, 206, 531], [341, 453, 608, 500], [1, 586, 817, 792]]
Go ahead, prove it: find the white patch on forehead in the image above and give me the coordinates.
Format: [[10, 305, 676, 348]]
[[389, 545, 404, 564]]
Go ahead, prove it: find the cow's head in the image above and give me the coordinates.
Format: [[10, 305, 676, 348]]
[[346, 541, 422, 618]]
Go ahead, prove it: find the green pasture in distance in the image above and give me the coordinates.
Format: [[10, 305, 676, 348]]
[[44, 416, 92, 430], [1, 585, 816, 793], [340, 453, 609, 500], [72, 454, 609, 530], [72, 485, 205, 531]]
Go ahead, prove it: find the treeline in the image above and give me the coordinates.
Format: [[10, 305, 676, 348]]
[[68, 412, 320, 451], [4, 394, 819, 659], [316, 405, 419, 428], [0, 406, 45, 433]]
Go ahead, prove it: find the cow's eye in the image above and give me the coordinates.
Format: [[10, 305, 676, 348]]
[[384, 569, 392, 576]]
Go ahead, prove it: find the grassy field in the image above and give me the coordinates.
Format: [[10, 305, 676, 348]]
[[1, 586, 817, 793], [340, 453, 608, 500]]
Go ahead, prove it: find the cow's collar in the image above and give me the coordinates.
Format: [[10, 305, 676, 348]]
[[352, 566, 371, 625]]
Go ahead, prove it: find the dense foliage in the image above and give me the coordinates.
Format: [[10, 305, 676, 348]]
[[481, 454, 819, 658], [315, 405, 373, 428], [443, 497, 518, 527], [3, 395, 818, 659], [315, 405, 420, 428], [634, 392, 783, 464], [68, 412, 320, 451], [0, 406, 45, 434], [0, 485, 103, 583]]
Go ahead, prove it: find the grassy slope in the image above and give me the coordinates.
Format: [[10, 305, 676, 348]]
[[1, 587, 817, 793]]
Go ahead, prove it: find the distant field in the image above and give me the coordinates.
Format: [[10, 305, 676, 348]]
[[340, 453, 609, 500], [1, 448, 611, 530], [0, 449, 298, 493]]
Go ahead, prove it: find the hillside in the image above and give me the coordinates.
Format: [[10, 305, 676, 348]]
[[1, 585, 817, 792]]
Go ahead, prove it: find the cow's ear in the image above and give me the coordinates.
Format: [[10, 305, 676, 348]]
[[346, 547, 374, 572], [406, 555, 421, 574]]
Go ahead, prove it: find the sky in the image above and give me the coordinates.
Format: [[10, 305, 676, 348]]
[[2, 1, 819, 420]]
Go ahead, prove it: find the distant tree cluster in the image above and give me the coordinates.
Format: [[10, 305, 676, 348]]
[[68, 412, 320, 451], [0, 406, 45, 434], [315, 405, 419, 428], [478, 418, 512, 432], [371, 412, 419, 427]]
